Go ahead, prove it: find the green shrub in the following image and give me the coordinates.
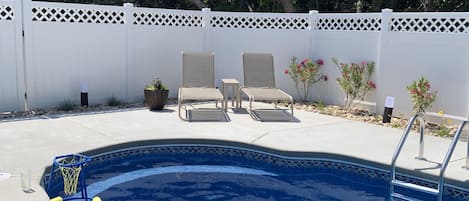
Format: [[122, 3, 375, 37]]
[[58, 100, 78, 111], [314, 100, 326, 111], [435, 126, 451, 137], [107, 96, 124, 107]]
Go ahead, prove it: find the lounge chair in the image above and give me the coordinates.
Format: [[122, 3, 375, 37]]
[[178, 52, 225, 121], [239, 53, 294, 121]]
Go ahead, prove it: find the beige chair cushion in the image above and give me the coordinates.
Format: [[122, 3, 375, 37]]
[[241, 88, 291, 101], [180, 88, 223, 101]]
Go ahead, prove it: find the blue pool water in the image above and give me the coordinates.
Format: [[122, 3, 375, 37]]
[[45, 144, 469, 201]]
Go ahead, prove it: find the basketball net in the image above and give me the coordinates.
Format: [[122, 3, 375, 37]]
[[58, 165, 82, 195]]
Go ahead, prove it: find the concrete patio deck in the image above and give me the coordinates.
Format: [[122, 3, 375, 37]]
[[0, 103, 468, 201]]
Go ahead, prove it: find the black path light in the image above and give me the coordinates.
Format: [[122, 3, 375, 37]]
[[383, 96, 395, 123], [80, 83, 88, 107]]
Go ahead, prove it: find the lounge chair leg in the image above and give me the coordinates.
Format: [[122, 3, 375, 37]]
[[178, 102, 183, 120], [220, 98, 225, 121], [290, 98, 294, 121], [178, 101, 186, 121], [248, 96, 257, 120], [238, 90, 242, 109], [177, 92, 188, 121]]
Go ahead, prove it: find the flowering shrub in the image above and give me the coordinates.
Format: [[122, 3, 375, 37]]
[[285, 56, 326, 101], [332, 58, 376, 111], [407, 76, 437, 114]]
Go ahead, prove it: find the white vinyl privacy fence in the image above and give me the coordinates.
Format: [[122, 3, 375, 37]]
[[0, 0, 468, 118], [0, 1, 24, 112]]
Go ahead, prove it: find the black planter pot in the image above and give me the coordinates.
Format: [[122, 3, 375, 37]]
[[144, 89, 169, 110]]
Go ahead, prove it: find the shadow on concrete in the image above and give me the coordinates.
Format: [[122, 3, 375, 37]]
[[149, 108, 175, 113], [252, 110, 300, 122]]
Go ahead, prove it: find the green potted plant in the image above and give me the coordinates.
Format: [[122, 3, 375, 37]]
[[144, 77, 169, 110]]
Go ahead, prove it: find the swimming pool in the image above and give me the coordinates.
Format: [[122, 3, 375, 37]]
[[45, 141, 469, 201]]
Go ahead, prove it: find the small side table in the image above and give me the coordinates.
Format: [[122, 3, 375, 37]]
[[221, 79, 240, 111]]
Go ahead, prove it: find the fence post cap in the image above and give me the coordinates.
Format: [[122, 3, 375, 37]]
[[123, 3, 134, 7], [381, 8, 393, 13]]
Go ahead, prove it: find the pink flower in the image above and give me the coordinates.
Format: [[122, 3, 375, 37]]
[[296, 64, 302, 68], [361, 61, 367, 66], [367, 81, 376, 89], [316, 59, 324, 65], [297, 65, 303, 72], [425, 83, 430, 90], [323, 75, 328, 81], [342, 72, 349, 79], [301, 59, 309, 65], [284, 69, 289, 74]]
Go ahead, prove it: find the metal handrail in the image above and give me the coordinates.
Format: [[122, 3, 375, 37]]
[[389, 113, 425, 196], [390, 113, 468, 201], [437, 120, 467, 201]]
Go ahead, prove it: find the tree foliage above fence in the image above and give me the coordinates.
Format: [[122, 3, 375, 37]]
[[31, 0, 469, 12]]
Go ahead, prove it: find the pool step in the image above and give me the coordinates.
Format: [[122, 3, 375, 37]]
[[391, 192, 424, 201], [392, 180, 439, 195]]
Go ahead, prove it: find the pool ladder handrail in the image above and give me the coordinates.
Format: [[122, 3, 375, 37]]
[[390, 113, 469, 201]]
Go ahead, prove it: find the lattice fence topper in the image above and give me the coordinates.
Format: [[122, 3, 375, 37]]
[[134, 11, 202, 27], [316, 16, 381, 31], [210, 15, 309, 30], [0, 5, 14, 21], [391, 17, 469, 34], [32, 7, 124, 24]]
